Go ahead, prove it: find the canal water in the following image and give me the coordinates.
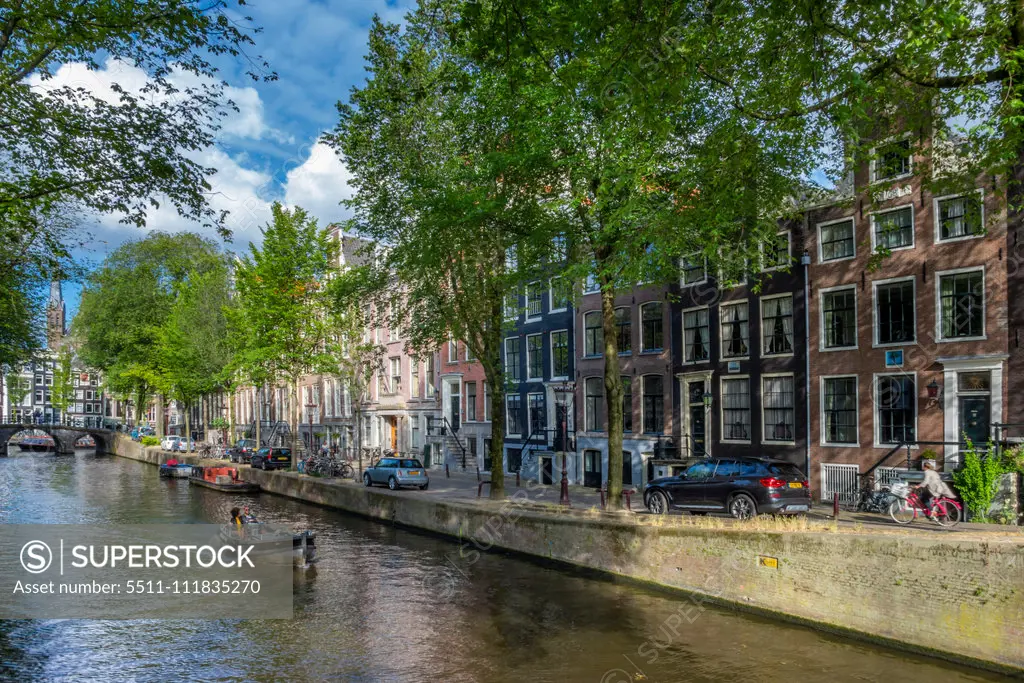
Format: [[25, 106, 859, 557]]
[[0, 449, 1008, 682]]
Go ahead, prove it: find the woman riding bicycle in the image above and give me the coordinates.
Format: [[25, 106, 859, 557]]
[[916, 461, 955, 513]]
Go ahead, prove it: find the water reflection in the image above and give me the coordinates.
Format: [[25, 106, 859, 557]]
[[0, 449, 1006, 682]]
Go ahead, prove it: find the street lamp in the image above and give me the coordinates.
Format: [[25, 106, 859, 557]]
[[552, 382, 574, 507], [305, 402, 317, 452]]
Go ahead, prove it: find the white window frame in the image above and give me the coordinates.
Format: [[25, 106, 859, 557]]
[[719, 375, 752, 444], [872, 275, 917, 348], [869, 134, 913, 184], [679, 253, 708, 286], [504, 293, 518, 321], [760, 230, 791, 272], [549, 329, 569, 381], [525, 281, 543, 321], [504, 336, 521, 382], [935, 266, 986, 343], [638, 301, 664, 353], [505, 394, 522, 437], [681, 305, 711, 365], [719, 300, 750, 361], [933, 189, 985, 244], [526, 392, 546, 435], [448, 339, 458, 363], [584, 272, 600, 294], [760, 293, 795, 358], [761, 373, 796, 445], [820, 374, 860, 447], [869, 203, 915, 252], [583, 376, 604, 433], [583, 310, 603, 357], [548, 276, 569, 313], [819, 285, 858, 352], [525, 332, 544, 380], [640, 373, 666, 435], [816, 216, 856, 263], [873, 371, 918, 449]]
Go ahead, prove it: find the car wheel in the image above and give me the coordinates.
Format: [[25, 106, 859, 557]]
[[363, 473, 372, 487], [388, 476, 398, 491], [420, 483, 429, 491], [261, 460, 268, 471], [729, 493, 757, 519], [646, 490, 669, 515]]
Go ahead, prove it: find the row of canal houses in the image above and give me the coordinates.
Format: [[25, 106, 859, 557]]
[[235, 135, 1021, 503]]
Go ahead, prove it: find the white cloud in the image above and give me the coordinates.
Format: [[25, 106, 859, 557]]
[[282, 141, 353, 227]]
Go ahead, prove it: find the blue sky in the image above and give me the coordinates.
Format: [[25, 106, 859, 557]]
[[62, 0, 417, 318]]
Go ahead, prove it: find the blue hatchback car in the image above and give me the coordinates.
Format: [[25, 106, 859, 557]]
[[363, 457, 429, 490]]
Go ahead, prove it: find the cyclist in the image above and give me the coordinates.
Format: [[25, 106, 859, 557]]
[[915, 461, 955, 514]]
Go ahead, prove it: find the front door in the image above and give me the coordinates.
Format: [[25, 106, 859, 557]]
[[541, 456, 553, 485], [584, 450, 601, 488], [388, 418, 398, 450], [449, 393, 460, 432], [959, 396, 990, 447], [688, 381, 706, 457]]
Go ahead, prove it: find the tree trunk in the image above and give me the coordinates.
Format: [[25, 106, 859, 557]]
[[227, 385, 234, 448], [184, 401, 191, 456], [600, 282, 624, 509], [290, 378, 300, 470], [354, 402, 363, 477], [155, 394, 165, 437], [486, 296, 505, 499]]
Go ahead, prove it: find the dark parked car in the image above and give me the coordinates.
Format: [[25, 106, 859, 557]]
[[229, 439, 259, 463], [250, 447, 292, 471], [644, 457, 811, 519]]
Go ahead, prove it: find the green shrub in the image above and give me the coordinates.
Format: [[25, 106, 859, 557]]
[[1003, 445, 1024, 475], [952, 437, 1004, 521], [141, 435, 160, 447]]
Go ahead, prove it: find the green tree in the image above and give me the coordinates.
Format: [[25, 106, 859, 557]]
[[328, 11, 560, 498], [953, 439, 1006, 521], [231, 203, 338, 467], [5, 372, 31, 420], [73, 232, 224, 426], [49, 346, 75, 423]]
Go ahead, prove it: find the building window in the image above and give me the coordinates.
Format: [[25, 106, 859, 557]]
[[412, 418, 421, 448], [484, 382, 491, 421], [762, 376, 794, 442], [584, 272, 600, 293], [411, 362, 420, 398], [425, 355, 436, 397], [722, 378, 750, 441], [549, 277, 571, 311], [939, 270, 984, 339], [504, 338, 521, 381], [642, 375, 664, 434], [390, 357, 402, 392], [762, 295, 794, 356], [551, 330, 569, 378], [823, 377, 857, 445], [640, 303, 663, 352], [526, 282, 543, 319], [448, 340, 458, 363], [762, 231, 790, 270], [552, 234, 567, 261], [937, 193, 983, 241], [822, 288, 856, 349], [720, 302, 749, 358], [466, 382, 477, 421], [877, 375, 916, 444], [584, 311, 602, 356], [871, 138, 912, 182], [819, 219, 855, 261], [506, 395, 522, 435], [681, 255, 707, 285], [466, 344, 476, 361], [526, 333, 544, 379], [683, 308, 710, 363], [528, 393, 546, 434], [622, 376, 632, 433], [876, 280, 915, 344], [615, 307, 631, 354], [584, 377, 604, 432], [504, 293, 518, 320], [873, 206, 914, 250]]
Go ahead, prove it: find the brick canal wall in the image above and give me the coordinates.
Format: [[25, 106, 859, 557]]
[[111, 435, 1024, 674]]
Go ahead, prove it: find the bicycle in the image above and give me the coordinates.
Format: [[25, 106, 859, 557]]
[[887, 482, 962, 527]]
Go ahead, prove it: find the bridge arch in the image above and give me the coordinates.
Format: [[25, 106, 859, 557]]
[[0, 424, 114, 455]]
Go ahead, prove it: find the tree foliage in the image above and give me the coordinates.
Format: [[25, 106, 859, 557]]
[[49, 345, 75, 421]]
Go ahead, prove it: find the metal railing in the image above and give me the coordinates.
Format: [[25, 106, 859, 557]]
[[440, 415, 468, 468]]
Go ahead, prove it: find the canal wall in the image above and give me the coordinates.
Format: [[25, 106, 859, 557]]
[[111, 435, 1024, 675]]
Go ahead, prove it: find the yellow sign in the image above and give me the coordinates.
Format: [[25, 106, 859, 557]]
[[758, 555, 779, 569]]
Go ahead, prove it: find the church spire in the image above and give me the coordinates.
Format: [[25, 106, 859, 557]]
[[46, 280, 66, 351]]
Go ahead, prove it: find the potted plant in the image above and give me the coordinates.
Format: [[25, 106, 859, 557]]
[[919, 449, 939, 471]]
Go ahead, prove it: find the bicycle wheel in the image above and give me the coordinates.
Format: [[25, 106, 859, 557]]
[[888, 497, 916, 525], [931, 499, 962, 528]]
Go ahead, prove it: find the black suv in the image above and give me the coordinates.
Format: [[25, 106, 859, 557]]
[[228, 439, 259, 464], [250, 447, 292, 471], [644, 457, 811, 518]]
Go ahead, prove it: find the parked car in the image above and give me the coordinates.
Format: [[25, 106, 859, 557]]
[[160, 436, 184, 452], [228, 439, 259, 463], [644, 456, 811, 519], [363, 457, 429, 490], [250, 447, 292, 471]]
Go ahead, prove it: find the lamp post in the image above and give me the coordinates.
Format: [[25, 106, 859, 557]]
[[305, 402, 317, 453], [219, 405, 228, 450], [552, 382, 574, 506]]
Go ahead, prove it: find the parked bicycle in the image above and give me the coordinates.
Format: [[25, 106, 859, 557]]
[[300, 451, 355, 478], [854, 484, 899, 514], [887, 481, 962, 527]]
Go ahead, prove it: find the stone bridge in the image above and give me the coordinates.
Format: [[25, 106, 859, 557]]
[[0, 423, 115, 455]]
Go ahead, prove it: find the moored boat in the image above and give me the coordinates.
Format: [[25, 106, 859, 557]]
[[159, 459, 192, 478], [217, 523, 317, 567], [19, 436, 55, 452], [189, 465, 260, 493]]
